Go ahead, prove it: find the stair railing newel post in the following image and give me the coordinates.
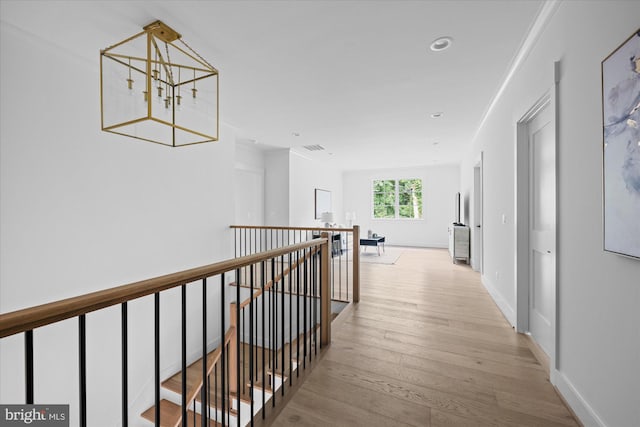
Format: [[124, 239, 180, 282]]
[[320, 233, 331, 347], [353, 225, 360, 303]]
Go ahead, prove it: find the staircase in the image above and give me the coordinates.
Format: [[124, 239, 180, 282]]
[[141, 331, 313, 427], [0, 231, 350, 427]]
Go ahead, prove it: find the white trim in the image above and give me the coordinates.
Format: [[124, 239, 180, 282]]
[[553, 369, 607, 427], [515, 67, 559, 374], [471, 0, 561, 146], [480, 275, 516, 327]]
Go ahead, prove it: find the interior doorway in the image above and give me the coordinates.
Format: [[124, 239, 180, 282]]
[[516, 86, 558, 371]]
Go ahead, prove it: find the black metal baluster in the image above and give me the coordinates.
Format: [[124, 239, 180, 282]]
[[226, 343, 230, 427], [242, 306, 245, 394], [289, 252, 293, 386], [296, 250, 301, 377], [154, 293, 160, 427], [244, 228, 248, 285], [271, 257, 276, 407], [261, 260, 266, 418], [181, 285, 187, 425], [280, 254, 285, 396], [314, 249, 318, 356], [249, 264, 254, 423], [303, 249, 308, 370], [220, 274, 226, 427], [214, 364, 218, 424], [79, 315, 87, 427], [202, 278, 208, 427], [339, 232, 343, 300], [309, 246, 316, 361], [346, 231, 350, 301], [121, 303, 128, 427], [236, 267, 241, 425], [331, 232, 335, 300], [25, 330, 33, 404], [270, 258, 274, 371]]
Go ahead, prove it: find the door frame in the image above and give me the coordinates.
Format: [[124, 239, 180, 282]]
[[472, 152, 484, 273], [515, 62, 559, 375]]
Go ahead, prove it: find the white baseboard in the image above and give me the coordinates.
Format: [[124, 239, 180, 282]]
[[553, 369, 607, 427], [480, 275, 516, 327]]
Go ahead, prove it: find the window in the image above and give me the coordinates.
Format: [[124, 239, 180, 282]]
[[373, 178, 423, 219]]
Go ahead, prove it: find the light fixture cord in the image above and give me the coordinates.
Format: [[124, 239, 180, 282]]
[[163, 42, 175, 85], [177, 39, 217, 71]]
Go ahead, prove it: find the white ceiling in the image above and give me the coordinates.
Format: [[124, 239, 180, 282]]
[[1, 0, 544, 170]]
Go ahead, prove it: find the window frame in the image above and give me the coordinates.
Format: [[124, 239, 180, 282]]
[[371, 178, 423, 220]]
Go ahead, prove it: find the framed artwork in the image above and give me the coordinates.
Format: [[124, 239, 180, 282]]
[[314, 189, 331, 219], [602, 28, 640, 259]]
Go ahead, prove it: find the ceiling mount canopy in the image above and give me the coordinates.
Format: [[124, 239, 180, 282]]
[[100, 20, 219, 147]]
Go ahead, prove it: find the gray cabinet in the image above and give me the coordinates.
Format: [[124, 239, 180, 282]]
[[448, 225, 470, 264]]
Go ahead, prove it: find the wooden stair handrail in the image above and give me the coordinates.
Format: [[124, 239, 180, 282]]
[[230, 224, 356, 232], [0, 239, 328, 338], [235, 246, 319, 311]]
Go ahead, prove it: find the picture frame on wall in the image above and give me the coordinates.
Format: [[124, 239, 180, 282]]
[[601, 28, 640, 259], [314, 188, 331, 219]]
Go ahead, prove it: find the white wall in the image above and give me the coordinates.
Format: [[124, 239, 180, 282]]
[[289, 151, 343, 227], [235, 143, 266, 226], [264, 149, 290, 226], [343, 165, 460, 247], [0, 17, 235, 426], [235, 142, 266, 171], [460, 1, 640, 425]]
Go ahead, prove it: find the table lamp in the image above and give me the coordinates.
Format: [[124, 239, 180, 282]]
[[321, 212, 334, 228]]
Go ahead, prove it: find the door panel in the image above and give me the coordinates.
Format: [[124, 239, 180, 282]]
[[528, 105, 555, 356]]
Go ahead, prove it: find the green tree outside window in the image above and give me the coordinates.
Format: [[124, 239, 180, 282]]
[[372, 179, 422, 219]]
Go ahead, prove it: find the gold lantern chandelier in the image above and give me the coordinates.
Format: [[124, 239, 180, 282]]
[[100, 20, 218, 147]]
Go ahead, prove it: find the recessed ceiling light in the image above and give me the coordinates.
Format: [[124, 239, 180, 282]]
[[430, 36, 453, 52], [433, 142, 439, 145], [430, 112, 444, 119], [292, 132, 300, 137]]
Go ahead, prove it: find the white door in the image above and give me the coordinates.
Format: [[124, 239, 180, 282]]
[[234, 168, 264, 225], [528, 105, 555, 356], [472, 158, 483, 273]]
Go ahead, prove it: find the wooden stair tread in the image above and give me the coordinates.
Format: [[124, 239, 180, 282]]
[[141, 399, 222, 427], [140, 399, 184, 427]]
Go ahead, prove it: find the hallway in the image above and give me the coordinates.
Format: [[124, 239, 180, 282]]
[[274, 247, 579, 426]]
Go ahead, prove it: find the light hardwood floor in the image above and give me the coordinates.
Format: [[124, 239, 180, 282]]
[[272, 247, 580, 427]]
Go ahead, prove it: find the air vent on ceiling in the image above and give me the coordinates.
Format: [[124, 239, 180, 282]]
[[303, 144, 325, 151]]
